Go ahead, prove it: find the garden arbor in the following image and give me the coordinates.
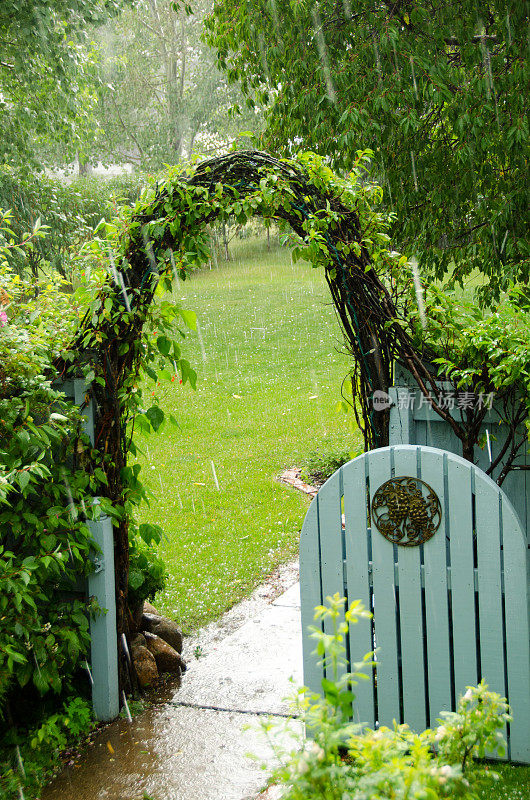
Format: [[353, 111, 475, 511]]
[[57, 150, 530, 696]]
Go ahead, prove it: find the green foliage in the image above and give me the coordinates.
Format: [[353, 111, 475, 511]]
[[205, 1, 528, 297], [301, 448, 357, 486], [0, 696, 93, 799], [0, 170, 145, 279], [0, 0, 127, 169], [0, 261, 100, 699], [267, 595, 510, 800], [404, 280, 530, 427], [128, 523, 167, 607]]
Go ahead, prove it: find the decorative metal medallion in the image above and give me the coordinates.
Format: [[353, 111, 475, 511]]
[[371, 477, 442, 547]]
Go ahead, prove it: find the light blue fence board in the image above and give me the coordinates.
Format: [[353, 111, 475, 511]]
[[317, 470, 347, 684], [392, 447, 427, 732], [300, 500, 324, 698], [367, 448, 401, 727], [343, 456, 375, 728], [446, 457, 479, 695], [502, 497, 530, 763], [418, 449, 452, 726], [475, 473, 508, 753], [58, 379, 119, 722]]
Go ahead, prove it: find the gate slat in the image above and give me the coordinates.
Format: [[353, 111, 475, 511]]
[[475, 478, 505, 693], [474, 475, 508, 756], [446, 457, 478, 697], [317, 470, 347, 684], [393, 446, 426, 732], [300, 499, 324, 697], [502, 496, 530, 762], [368, 447, 401, 727], [418, 448, 452, 726], [343, 455, 375, 728]]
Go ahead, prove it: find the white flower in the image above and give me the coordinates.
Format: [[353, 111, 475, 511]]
[[434, 725, 447, 742], [462, 688, 473, 702]]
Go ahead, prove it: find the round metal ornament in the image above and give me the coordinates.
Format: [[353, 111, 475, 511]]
[[371, 477, 442, 546]]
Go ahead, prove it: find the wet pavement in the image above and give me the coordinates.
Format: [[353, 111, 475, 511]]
[[41, 561, 303, 800]]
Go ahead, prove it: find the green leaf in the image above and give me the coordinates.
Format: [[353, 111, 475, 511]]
[[145, 405, 165, 432]]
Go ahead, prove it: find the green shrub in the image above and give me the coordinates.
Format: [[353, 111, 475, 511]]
[[0, 169, 146, 280], [0, 696, 93, 799], [301, 448, 358, 486], [128, 522, 167, 608], [265, 594, 510, 800]]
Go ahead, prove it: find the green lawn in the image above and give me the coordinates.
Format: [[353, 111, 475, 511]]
[[135, 233, 359, 632], [477, 762, 530, 799]]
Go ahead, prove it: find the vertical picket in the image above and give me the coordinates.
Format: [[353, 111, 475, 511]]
[[368, 447, 401, 727], [317, 470, 347, 684], [418, 448, 453, 726], [446, 457, 478, 697], [501, 496, 530, 762], [393, 446, 426, 732], [300, 499, 325, 698], [474, 481, 505, 695], [343, 455, 375, 728]]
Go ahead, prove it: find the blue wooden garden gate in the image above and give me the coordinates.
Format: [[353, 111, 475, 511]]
[[300, 444, 530, 763]]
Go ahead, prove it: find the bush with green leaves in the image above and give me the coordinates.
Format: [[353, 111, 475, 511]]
[[0, 696, 93, 799], [266, 595, 510, 800], [0, 169, 145, 280], [127, 522, 167, 609], [301, 448, 359, 486]]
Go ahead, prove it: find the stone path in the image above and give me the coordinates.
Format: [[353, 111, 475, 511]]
[[41, 561, 303, 800]]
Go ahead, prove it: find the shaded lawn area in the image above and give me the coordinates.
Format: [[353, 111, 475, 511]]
[[134, 234, 359, 632]]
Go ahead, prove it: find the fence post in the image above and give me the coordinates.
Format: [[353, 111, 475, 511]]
[[72, 379, 120, 721]]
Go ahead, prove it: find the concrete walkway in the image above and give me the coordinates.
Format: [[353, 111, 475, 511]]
[[42, 562, 303, 800]]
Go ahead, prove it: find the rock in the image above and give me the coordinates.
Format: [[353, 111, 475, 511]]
[[144, 632, 186, 674], [130, 602, 145, 632], [130, 633, 146, 650], [141, 613, 183, 654], [131, 644, 158, 688], [143, 601, 160, 616]]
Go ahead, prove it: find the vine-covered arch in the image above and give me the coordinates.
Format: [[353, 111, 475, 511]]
[[54, 150, 525, 688]]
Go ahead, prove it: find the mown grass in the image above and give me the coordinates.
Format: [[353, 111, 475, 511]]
[[477, 762, 530, 800], [134, 234, 360, 633]]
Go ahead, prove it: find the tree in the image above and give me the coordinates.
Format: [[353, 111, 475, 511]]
[[0, 0, 126, 169], [93, 0, 262, 168], [205, 1, 528, 296]]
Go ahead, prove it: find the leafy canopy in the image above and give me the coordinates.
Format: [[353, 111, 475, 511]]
[[205, 1, 529, 297], [0, 0, 127, 168]]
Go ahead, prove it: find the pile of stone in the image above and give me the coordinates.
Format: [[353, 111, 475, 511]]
[[130, 602, 186, 688]]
